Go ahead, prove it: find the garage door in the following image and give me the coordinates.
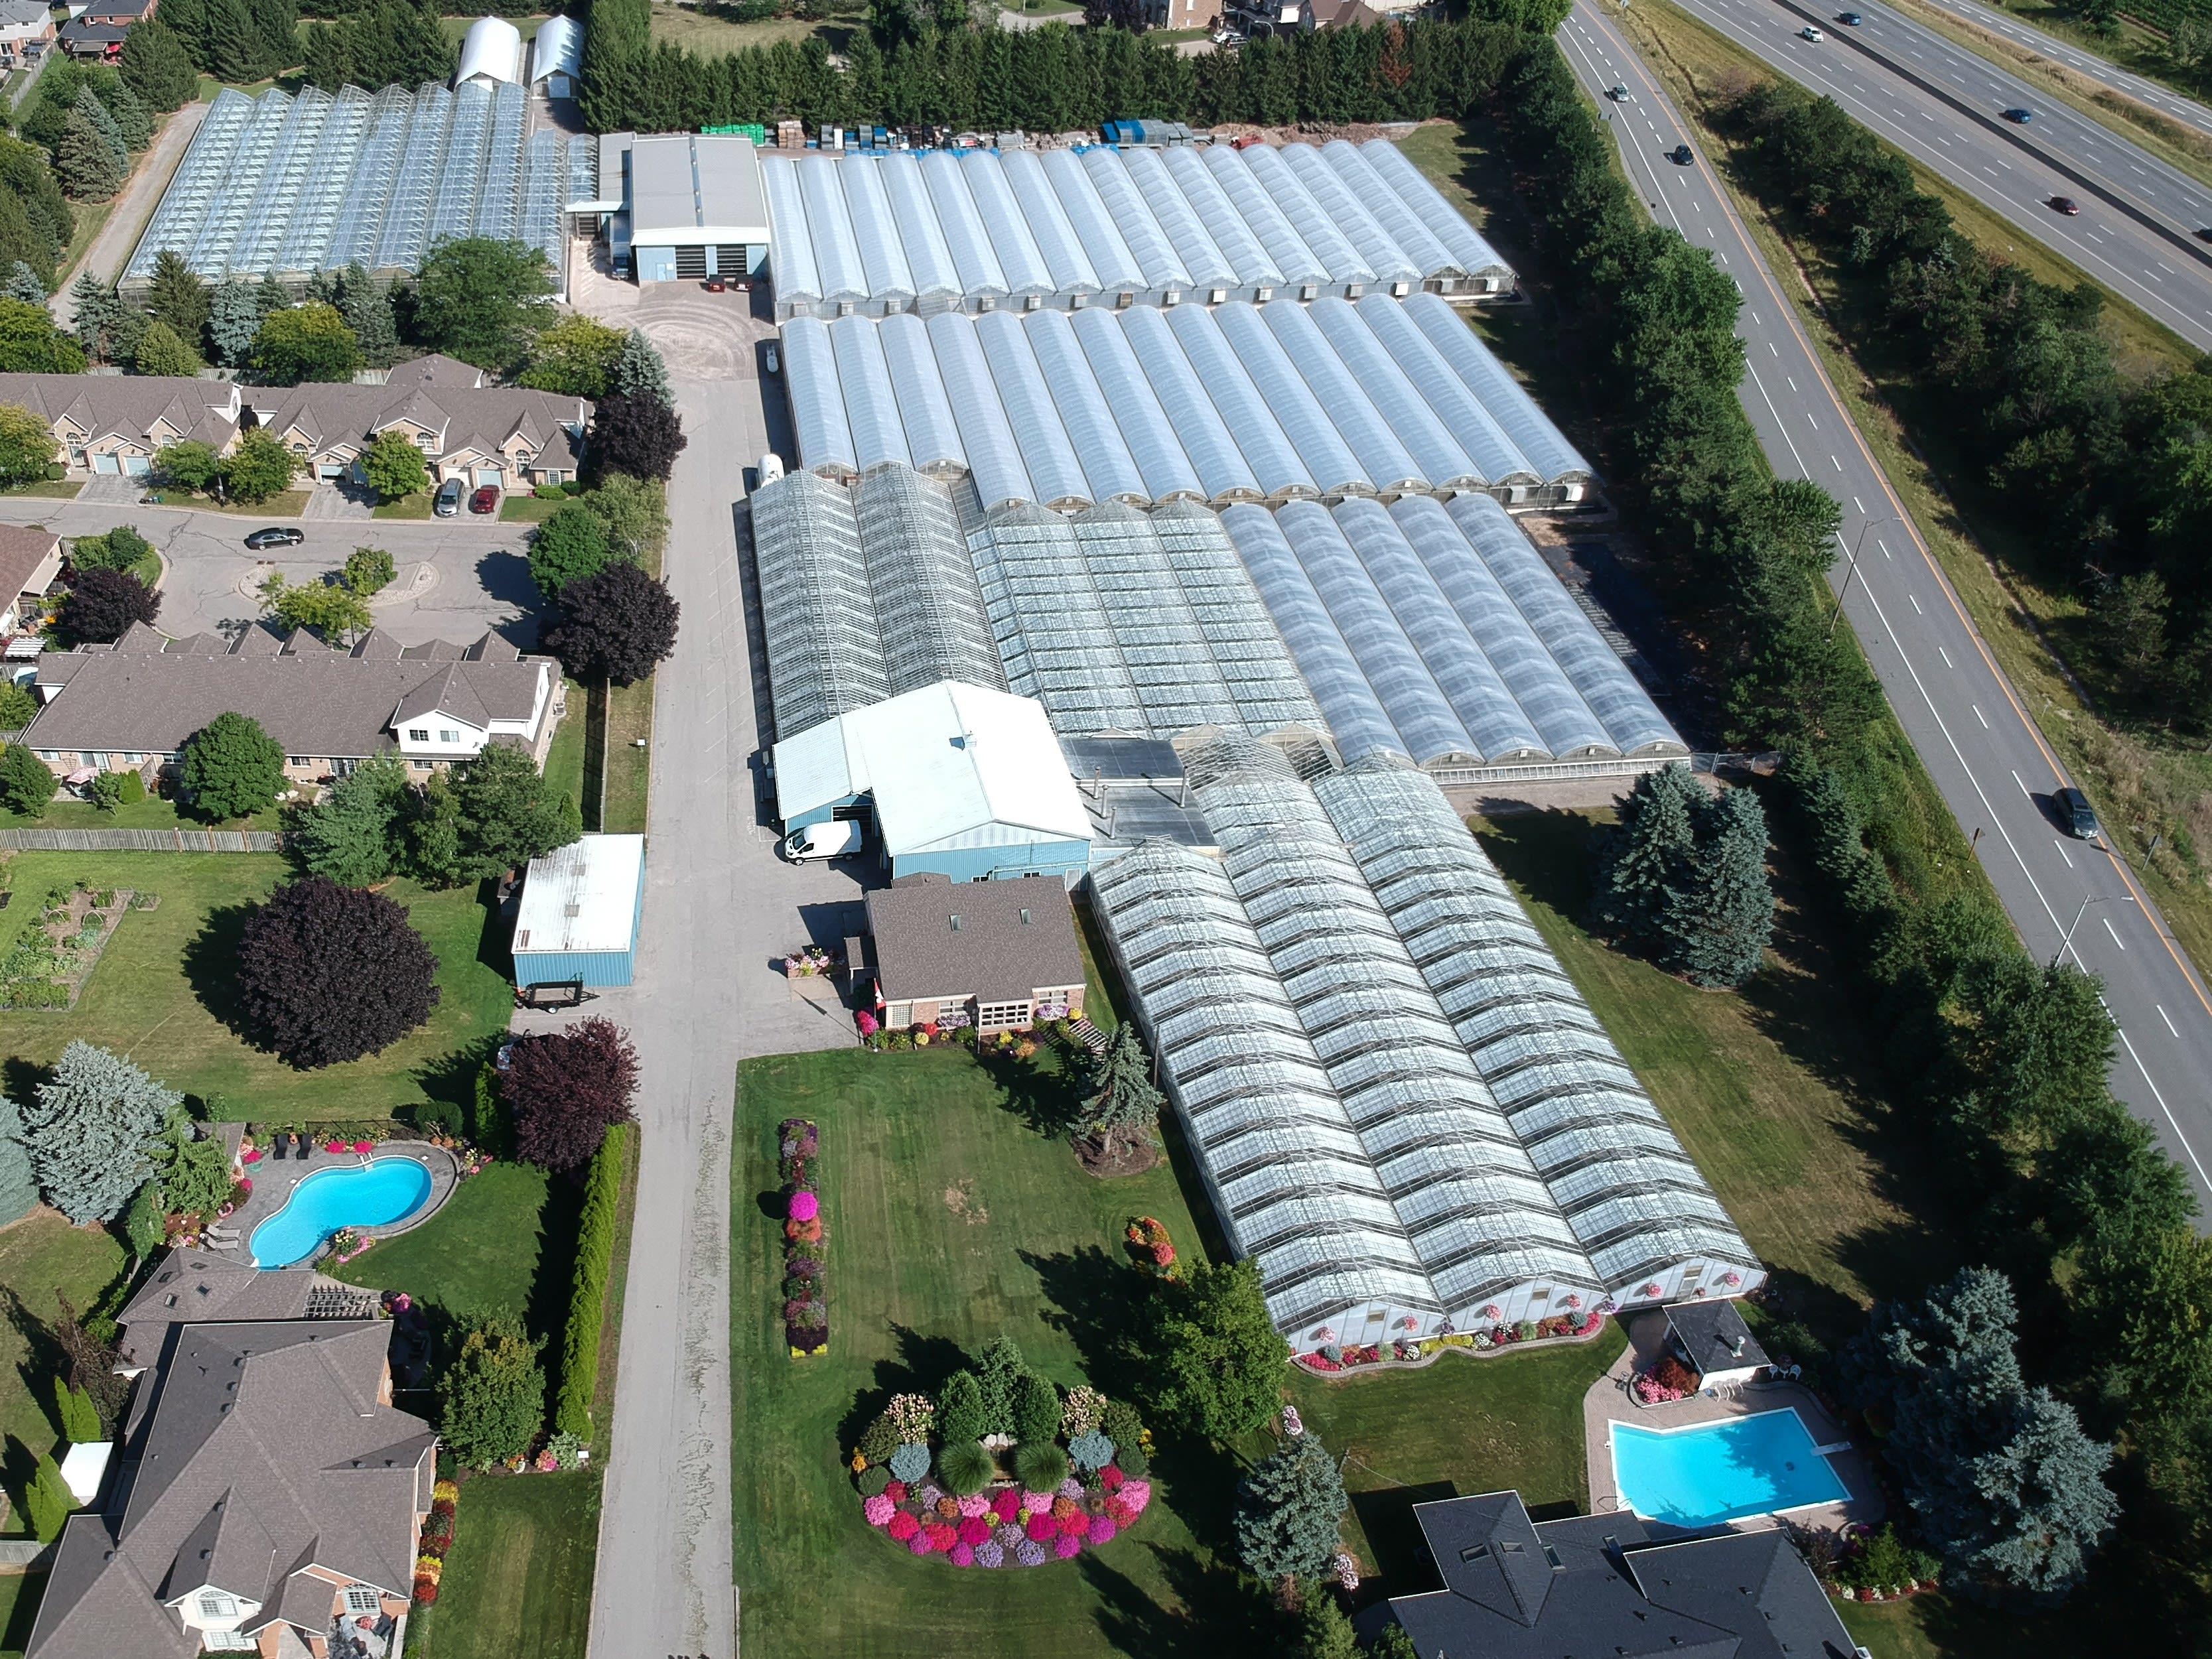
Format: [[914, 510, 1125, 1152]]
[[92, 454, 119, 474], [123, 455, 150, 476], [318, 464, 344, 479], [474, 466, 502, 488]]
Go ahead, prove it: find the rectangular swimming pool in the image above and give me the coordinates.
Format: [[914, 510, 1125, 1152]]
[[1611, 1409, 1848, 1528]]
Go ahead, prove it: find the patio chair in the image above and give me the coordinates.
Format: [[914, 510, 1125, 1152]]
[[275, 1132, 294, 1160]]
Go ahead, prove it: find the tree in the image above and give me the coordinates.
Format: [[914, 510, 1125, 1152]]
[[22, 1041, 179, 1225], [610, 327, 673, 404], [1234, 1436, 1348, 1585], [153, 439, 223, 495], [527, 501, 616, 601], [73, 88, 128, 176], [1012, 1370, 1061, 1445], [70, 525, 153, 575], [1292, 1588, 1357, 1659], [2, 263, 42, 305], [291, 753, 408, 885], [1951, 957, 2116, 1147], [581, 473, 667, 564], [520, 314, 628, 397], [58, 567, 159, 647], [0, 402, 56, 486], [145, 249, 209, 349], [235, 878, 439, 1067], [0, 744, 54, 815], [251, 302, 362, 384], [0, 683, 31, 732], [121, 1176, 164, 1259], [499, 1017, 639, 1175], [543, 562, 680, 688], [975, 1335, 1028, 1437], [437, 1311, 545, 1467], [1668, 784, 1772, 988], [1590, 765, 1701, 949], [52, 1292, 126, 1431], [1077, 1023, 1162, 1165], [1150, 1258, 1289, 1441], [0, 297, 86, 373], [219, 429, 299, 504], [104, 82, 153, 153], [344, 545, 395, 596], [407, 739, 577, 887], [937, 1368, 986, 1447], [120, 19, 201, 110], [588, 390, 687, 482], [179, 710, 285, 821], [332, 261, 398, 368], [409, 237, 557, 373], [147, 1105, 232, 1219], [0, 1096, 40, 1227], [54, 1376, 101, 1443], [1366, 1621, 1418, 1659], [360, 429, 429, 503], [67, 275, 125, 362], [131, 318, 201, 378], [23, 1451, 74, 1544], [207, 281, 269, 368]]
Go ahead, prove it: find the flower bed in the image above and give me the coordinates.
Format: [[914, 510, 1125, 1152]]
[[779, 1118, 827, 1357], [1295, 1310, 1609, 1374], [1123, 1215, 1180, 1282], [0, 882, 146, 1010], [414, 1479, 459, 1605], [1631, 1355, 1698, 1406]]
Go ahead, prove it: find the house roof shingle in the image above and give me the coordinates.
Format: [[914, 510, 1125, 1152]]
[[1665, 1297, 1771, 1377], [866, 872, 1085, 1004], [0, 522, 58, 603]]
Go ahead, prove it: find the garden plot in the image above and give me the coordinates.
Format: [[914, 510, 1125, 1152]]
[[0, 882, 156, 1010]]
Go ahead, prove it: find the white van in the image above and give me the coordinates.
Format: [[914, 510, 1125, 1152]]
[[783, 819, 863, 862]]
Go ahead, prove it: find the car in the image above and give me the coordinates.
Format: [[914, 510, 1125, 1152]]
[[764, 342, 781, 375], [2199, 227, 2212, 242], [783, 819, 863, 862], [2049, 195, 2081, 214], [1669, 144, 1694, 165], [243, 526, 304, 550], [2002, 106, 2034, 122], [1799, 25, 1824, 40], [703, 276, 726, 292], [1837, 11, 1862, 21], [1608, 82, 1630, 100], [433, 477, 464, 517], [2056, 786, 2101, 841], [469, 484, 500, 514]]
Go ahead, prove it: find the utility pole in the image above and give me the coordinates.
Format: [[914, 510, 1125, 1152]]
[[1827, 515, 1902, 641], [2053, 894, 2106, 968]]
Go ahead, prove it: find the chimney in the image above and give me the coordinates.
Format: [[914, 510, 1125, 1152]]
[[1731, 1335, 1745, 1359]]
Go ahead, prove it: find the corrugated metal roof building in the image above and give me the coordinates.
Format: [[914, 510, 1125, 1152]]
[[513, 834, 647, 988]]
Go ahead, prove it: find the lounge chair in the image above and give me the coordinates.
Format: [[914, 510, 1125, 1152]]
[[275, 1132, 293, 1160]]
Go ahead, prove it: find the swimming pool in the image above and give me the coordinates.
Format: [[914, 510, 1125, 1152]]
[[1611, 1409, 1848, 1528], [250, 1158, 435, 1268]]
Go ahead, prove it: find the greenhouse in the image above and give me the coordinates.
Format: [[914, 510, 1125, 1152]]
[[762, 138, 1515, 320], [780, 297, 1594, 506], [123, 81, 571, 296]]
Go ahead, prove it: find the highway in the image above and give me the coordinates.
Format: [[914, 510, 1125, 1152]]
[[1636, 0, 2212, 348], [1559, 1, 2212, 1218], [1905, 0, 2212, 143]]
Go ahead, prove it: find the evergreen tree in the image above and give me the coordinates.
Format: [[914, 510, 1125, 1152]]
[[22, 1041, 179, 1225], [158, 0, 212, 70], [145, 249, 210, 350], [207, 280, 265, 367], [54, 1377, 102, 1443], [1011, 1370, 1061, 1445], [937, 1369, 985, 1446], [120, 19, 202, 111], [204, 0, 270, 81], [436, 1311, 546, 1468], [334, 261, 397, 367], [23, 1451, 74, 1544], [147, 1106, 233, 1219], [68, 273, 125, 362], [132, 318, 201, 378], [1670, 785, 1773, 987], [72, 88, 129, 175], [1233, 1437, 1349, 1585], [56, 111, 123, 200], [122, 1177, 164, 1259], [0, 1095, 40, 1227], [1292, 1591, 1357, 1659], [610, 327, 673, 405], [4, 262, 43, 305], [300, 20, 349, 91], [247, 0, 297, 76], [1076, 1022, 1163, 1164], [973, 1335, 1026, 1437], [1589, 764, 1700, 949], [104, 82, 153, 151]]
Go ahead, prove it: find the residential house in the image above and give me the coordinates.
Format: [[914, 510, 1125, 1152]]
[[113, 1250, 383, 1377], [0, 375, 242, 478], [25, 621, 564, 783], [863, 870, 1087, 1032], [0, 523, 62, 637], [0, 0, 57, 67], [56, 0, 148, 56], [1298, 0, 1388, 28], [1142, 0, 1215, 32], [26, 1261, 434, 1659]]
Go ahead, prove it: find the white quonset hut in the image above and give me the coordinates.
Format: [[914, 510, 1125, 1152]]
[[529, 13, 582, 96], [514, 834, 647, 989], [762, 139, 1515, 320], [614, 131, 771, 285], [455, 15, 523, 86]]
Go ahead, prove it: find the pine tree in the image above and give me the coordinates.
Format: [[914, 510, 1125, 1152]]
[[937, 1369, 985, 1446], [72, 88, 129, 176], [1077, 1022, 1163, 1165], [1670, 785, 1773, 987], [247, 0, 297, 76], [22, 1042, 180, 1225], [973, 1335, 1027, 1437], [1233, 1437, 1348, 1585], [145, 249, 210, 351], [122, 1176, 164, 1259], [120, 19, 203, 112], [207, 280, 263, 367], [68, 273, 125, 361], [132, 318, 201, 378], [1590, 765, 1700, 949], [104, 82, 153, 151], [56, 111, 123, 200], [334, 261, 398, 367], [300, 20, 350, 92], [610, 327, 673, 405], [54, 1376, 101, 1443], [23, 1451, 74, 1543], [0, 1095, 40, 1227], [4, 261, 44, 305]]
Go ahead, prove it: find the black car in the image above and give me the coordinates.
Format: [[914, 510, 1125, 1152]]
[[243, 526, 305, 549], [2002, 106, 2035, 123], [2057, 786, 2101, 841], [1669, 144, 1694, 166], [2049, 195, 2081, 215], [1838, 10, 1862, 20]]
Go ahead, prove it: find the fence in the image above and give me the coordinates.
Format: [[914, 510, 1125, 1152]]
[[0, 829, 285, 852]]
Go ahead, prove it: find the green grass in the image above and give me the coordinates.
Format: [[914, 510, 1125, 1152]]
[[150, 488, 312, 518], [406, 1471, 599, 1659], [0, 1569, 43, 1656], [0, 1214, 127, 1534], [541, 683, 587, 827], [648, 1, 866, 56], [0, 484, 81, 501], [590, 680, 651, 835], [331, 1161, 559, 1329], [498, 496, 561, 525], [439, 12, 547, 43], [372, 496, 434, 521], [0, 854, 513, 1122], [0, 795, 279, 833]]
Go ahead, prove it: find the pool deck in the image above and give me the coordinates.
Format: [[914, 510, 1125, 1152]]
[[226, 1140, 460, 1267], [1583, 1311, 1884, 1538]]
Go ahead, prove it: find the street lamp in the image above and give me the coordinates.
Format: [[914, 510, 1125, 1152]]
[[1827, 515, 1902, 641], [2054, 894, 2108, 968]]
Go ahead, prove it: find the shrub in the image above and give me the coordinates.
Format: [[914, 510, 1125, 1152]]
[[501, 1017, 640, 1175], [1014, 1440, 1070, 1493], [552, 1122, 630, 1439], [1068, 1431, 1116, 1473], [858, 1412, 899, 1465], [937, 1439, 994, 1496], [1100, 1399, 1144, 1452], [937, 1370, 985, 1447], [857, 1463, 891, 1497], [234, 878, 439, 1067], [888, 1442, 931, 1483], [1062, 1386, 1106, 1438], [1114, 1441, 1148, 1477], [1012, 1372, 1060, 1446]]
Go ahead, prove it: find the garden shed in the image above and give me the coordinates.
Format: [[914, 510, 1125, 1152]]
[[1663, 1298, 1770, 1391], [513, 834, 646, 988]]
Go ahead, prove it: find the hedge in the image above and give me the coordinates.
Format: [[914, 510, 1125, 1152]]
[[553, 1122, 632, 1439]]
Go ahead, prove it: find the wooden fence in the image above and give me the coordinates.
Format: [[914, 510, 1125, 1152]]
[[0, 829, 285, 852]]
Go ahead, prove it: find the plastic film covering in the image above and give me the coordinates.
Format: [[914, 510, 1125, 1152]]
[[470, 81, 526, 241], [967, 503, 1148, 734], [1066, 306, 1208, 505], [780, 316, 859, 478], [797, 154, 870, 304], [1114, 147, 1235, 295], [126, 88, 255, 283], [1319, 140, 1454, 283], [760, 157, 821, 308], [926, 310, 1033, 511], [1385, 496, 1601, 759], [1446, 494, 1681, 755], [427, 82, 492, 251], [829, 314, 912, 472], [1151, 500, 1326, 735], [1239, 142, 1374, 288], [1300, 299, 1481, 491], [374, 84, 454, 271], [1358, 139, 1513, 286], [1078, 149, 1189, 295], [1275, 501, 1477, 765], [838, 155, 917, 308], [919, 151, 1009, 302], [1115, 306, 1263, 504], [1332, 499, 1548, 763], [1352, 294, 1535, 488], [999, 151, 1099, 299], [956, 151, 1054, 299], [1255, 301, 1427, 494], [1279, 143, 1417, 287], [1162, 305, 1312, 500], [226, 86, 336, 277], [1212, 303, 1374, 498], [1405, 292, 1592, 484], [973, 310, 1091, 508], [1022, 310, 1148, 506], [748, 468, 887, 737], [1160, 146, 1280, 292], [266, 86, 378, 276], [1201, 143, 1327, 291], [519, 129, 568, 279], [874, 153, 961, 308], [1222, 504, 1403, 763], [1314, 761, 1760, 1301], [854, 463, 1004, 695], [876, 312, 967, 475], [186, 89, 297, 279], [1040, 148, 1146, 297], [323, 86, 416, 271]]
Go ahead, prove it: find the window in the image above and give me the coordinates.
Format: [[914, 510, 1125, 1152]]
[[407, 728, 430, 742], [35, 750, 55, 761], [342, 1588, 382, 1615], [196, 1591, 238, 1620], [286, 757, 307, 767], [202, 1630, 257, 1652], [415, 432, 437, 450], [124, 752, 142, 763], [78, 752, 94, 766], [437, 729, 460, 744], [977, 1000, 1030, 1030], [541, 470, 565, 486]]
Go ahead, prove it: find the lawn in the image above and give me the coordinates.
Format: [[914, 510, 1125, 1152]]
[[0, 854, 513, 1122], [586, 679, 651, 835], [0, 1214, 127, 1536], [371, 496, 434, 521], [0, 484, 81, 501], [1, 795, 280, 834], [331, 1162, 563, 1334], [541, 682, 587, 825], [498, 496, 561, 525], [149, 488, 312, 519], [404, 1472, 599, 1659], [0, 1570, 41, 1656], [647, 1, 867, 55]]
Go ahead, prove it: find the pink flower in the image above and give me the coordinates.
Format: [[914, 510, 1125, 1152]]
[[326, 1140, 345, 1153], [1101, 1465, 1125, 1492], [1022, 1490, 1056, 1514], [242, 1148, 261, 1163], [238, 1177, 251, 1192], [993, 1489, 1021, 1521], [864, 1494, 895, 1527], [958, 1516, 991, 1546], [788, 1191, 819, 1222], [1088, 1515, 1116, 1545], [1026, 1514, 1056, 1542], [887, 1510, 919, 1542], [957, 1494, 991, 1519], [884, 1480, 907, 1503], [1119, 1480, 1151, 1515], [908, 1530, 935, 1555], [949, 1542, 975, 1567], [1054, 1534, 1081, 1559], [352, 1140, 372, 1155]]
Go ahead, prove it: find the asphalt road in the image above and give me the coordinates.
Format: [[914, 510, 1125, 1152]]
[[1637, 0, 2212, 348], [1562, 2, 2212, 1216], [1905, 0, 2212, 141]]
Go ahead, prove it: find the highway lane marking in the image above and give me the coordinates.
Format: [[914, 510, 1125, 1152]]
[[1806, 411, 1818, 428], [2161, 1005, 2179, 1037], [1973, 704, 1987, 726], [1909, 592, 1923, 612], [1832, 455, 1843, 470], [1939, 646, 1952, 666], [2106, 917, 2127, 951], [1878, 537, 1891, 558], [2014, 770, 2030, 795], [2055, 838, 2073, 868], [1853, 496, 1864, 511]]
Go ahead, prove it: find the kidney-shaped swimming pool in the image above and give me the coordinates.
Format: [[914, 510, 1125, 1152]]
[[250, 1158, 435, 1268]]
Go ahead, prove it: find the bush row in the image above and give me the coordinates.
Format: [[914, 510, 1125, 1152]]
[[553, 1122, 632, 1440]]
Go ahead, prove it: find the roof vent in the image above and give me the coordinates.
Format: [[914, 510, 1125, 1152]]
[[1019, 909, 1031, 925], [949, 915, 961, 931]]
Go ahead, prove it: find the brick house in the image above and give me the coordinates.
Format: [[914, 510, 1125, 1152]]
[[863, 871, 1088, 1032], [0, 522, 63, 637], [0, 0, 57, 67]]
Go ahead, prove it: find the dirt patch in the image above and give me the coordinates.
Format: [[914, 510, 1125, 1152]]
[[942, 1179, 989, 1225], [1073, 1136, 1162, 1179]]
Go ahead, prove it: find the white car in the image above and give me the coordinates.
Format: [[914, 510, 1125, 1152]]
[[764, 342, 781, 376], [783, 819, 863, 862], [1800, 25, 1824, 39]]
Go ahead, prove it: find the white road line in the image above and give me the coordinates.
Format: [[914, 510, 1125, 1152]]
[[1853, 496, 1864, 512], [1909, 592, 1923, 613], [2115, 1025, 2209, 1191], [1974, 704, 1988, 728], [2161, 1004, 2180, 1038], [1939, 646, 1952, 667], [2106, 916, 2127, 950], [1878, 537, 1891, 559], [2055, 838, 2073, 868], [2013, 770, 2030, 796]]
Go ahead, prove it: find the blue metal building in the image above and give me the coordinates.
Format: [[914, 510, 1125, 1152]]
[[512, 834, 647, 988]]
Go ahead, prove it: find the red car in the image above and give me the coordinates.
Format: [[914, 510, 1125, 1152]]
[[469, 484, 500, 514]]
